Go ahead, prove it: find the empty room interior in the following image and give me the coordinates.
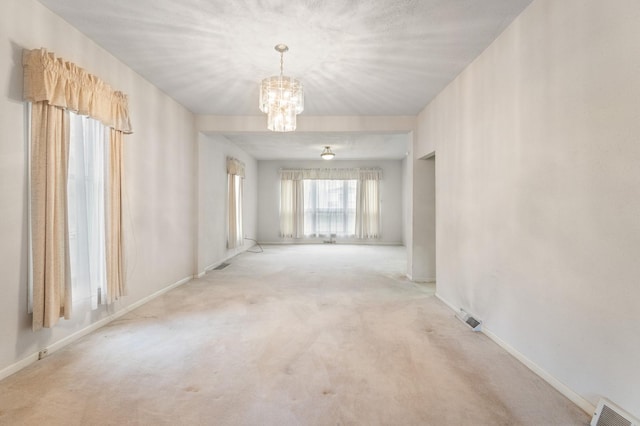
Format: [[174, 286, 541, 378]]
[[1, 0, 639, 424]]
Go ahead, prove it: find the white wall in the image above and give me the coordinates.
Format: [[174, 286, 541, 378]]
[[257, 160, 404, 244], [415, 0, 640, 417], [0, 0, 197, 376], [402, 143, 415, 279], [197, 134, 258, 274], [410, 155, 436, 282], [401, 155, 411, 248]]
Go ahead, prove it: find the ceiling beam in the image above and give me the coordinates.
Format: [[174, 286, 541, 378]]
[[196, 115, 416, 134]]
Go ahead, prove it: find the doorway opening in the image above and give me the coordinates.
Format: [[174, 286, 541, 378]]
[[413, 153, 436, 289]]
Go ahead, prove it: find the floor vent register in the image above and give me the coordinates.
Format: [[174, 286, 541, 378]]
[[212, 262, 230, 271]]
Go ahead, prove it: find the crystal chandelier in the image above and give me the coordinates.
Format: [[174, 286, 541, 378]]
[[259, 44, 304, 132]]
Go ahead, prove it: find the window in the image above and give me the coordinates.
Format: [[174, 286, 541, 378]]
[[304, 179, 357, 237], [227, 157, 245, 249], [67, 112, 109, 308], [25, 48, 129, 329], [279, 168, 382, 240], [28, 110, 109, 312]]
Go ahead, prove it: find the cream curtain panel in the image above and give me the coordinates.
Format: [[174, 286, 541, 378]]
[[30, 103, 72, 329], [107, 129, 126, 304], [23, 48, 133, 133], [24, 48, 132, 330], [279, 168, 382, 181], [279, 173, 304, 238], [227, 157, 245, 249], [355, 169, 381, 239]]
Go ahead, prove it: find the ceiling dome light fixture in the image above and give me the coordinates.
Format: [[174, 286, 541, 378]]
[[320, 146, 335, 160], [259, 44, 304, 132]]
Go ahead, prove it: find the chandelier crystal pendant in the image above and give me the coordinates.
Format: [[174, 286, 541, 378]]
[[259, 44, 304, 132]]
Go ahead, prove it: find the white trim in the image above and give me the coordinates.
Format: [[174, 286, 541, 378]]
[[0, 275, 192, 382], [259, 241, 403, 246], [0, 353, 40, 382], [435, 293, 595, 416], [410, 276, 436, 283], [481, 326, 595, 415], [435, 292, 457, 311]]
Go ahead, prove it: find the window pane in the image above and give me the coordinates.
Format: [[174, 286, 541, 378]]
[[303, 179, 356, 237], [227, 173, 243, 248]]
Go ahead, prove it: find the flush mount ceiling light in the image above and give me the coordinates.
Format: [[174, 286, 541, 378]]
[[320, 146, 335, 160], [259, 44, 304, 132]]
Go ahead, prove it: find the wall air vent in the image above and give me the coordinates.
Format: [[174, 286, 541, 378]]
[[591, 398, 639, 426], [212, 262, 230, 271], [455, 309, 482, 332]]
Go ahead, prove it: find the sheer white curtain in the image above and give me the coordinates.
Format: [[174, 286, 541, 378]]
[[355, 169, 381, 239], [68, 112, 108, 309], [280, 170, 304, 238], [227, 157, 244, 249], [304, 179, 357, 237]]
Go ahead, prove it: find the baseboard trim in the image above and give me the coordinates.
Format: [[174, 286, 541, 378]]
[[260, 241, 403, 246], [198, 242, 260, 277], [435, 293, 595, 416], [201, 253, 240, 276], [0, 353, 40, 382], [0, 275, 192, 382], [410, 276, 436, 283], [435, 292, 457, 311], [481, 326, 595, 415]]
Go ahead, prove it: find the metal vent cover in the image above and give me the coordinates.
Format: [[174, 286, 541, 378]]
[[591, 398, 639, 426], [455, 308, 482, 332], [466, 316, 481, 329], [212, 262, 230, 271]]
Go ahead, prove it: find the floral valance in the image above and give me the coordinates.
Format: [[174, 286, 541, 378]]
[[280, 168, 382, 181], [23, 48, 133, 134], [227, 157, 245, 177]]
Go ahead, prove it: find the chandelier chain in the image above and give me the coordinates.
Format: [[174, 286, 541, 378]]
[[280, 51, 284, 77]]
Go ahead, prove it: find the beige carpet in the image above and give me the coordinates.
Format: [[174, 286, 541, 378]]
[[0, 245, 588, 425]]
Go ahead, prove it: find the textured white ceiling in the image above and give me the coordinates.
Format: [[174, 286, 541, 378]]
[[219, 132, 410, 160], [37, 0, 531, 159], [37, 0, 532, 116]]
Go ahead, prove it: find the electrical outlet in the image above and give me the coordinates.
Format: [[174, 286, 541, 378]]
[[38, 349, 48, 360]]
